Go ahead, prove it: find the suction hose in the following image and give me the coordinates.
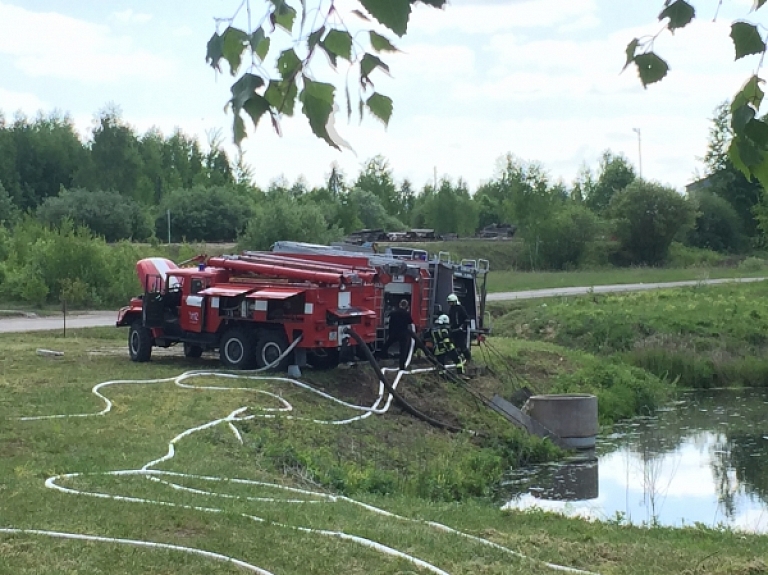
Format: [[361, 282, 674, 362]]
[[343, 328, 462, 433]]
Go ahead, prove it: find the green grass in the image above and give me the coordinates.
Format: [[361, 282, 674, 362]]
[[491, 281, 768, 389], [3, 328, 762, 573], [486, 266, 765, 293]]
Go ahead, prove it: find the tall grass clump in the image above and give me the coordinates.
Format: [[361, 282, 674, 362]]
[[552, 361, 670, 424]]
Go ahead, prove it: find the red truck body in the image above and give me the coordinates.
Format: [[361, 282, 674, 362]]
[[117, 246, 489, 370]]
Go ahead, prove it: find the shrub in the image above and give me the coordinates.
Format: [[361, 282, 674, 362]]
[[609, 181, 696, 265], [533, 204, 600, 270], [687, 190, 744, 253], [4, 266, 49, 307], [37, 188, 152, 242], [552, 361, 669, 424], [738, 256, 766, 272], [238, 194, 341, 251], [156, 184, 254, 242], [666, 243, 728, 268]]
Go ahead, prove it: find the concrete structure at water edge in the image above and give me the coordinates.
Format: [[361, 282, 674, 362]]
[[525, 394, 599, 450]]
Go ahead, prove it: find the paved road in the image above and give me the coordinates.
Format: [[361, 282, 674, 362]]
[[485, 276, 767, 301], [0, 311, 116, 333], [0, 277, 765, 333]]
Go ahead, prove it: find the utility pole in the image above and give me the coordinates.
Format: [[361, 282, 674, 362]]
[[433, 166, 437, 191], [632, 128, 643, 179], [167, 209, 171, 244]]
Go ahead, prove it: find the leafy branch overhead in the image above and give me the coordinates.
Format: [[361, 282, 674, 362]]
[[627, 1, 768, 186], [207, 0, 446, 149]]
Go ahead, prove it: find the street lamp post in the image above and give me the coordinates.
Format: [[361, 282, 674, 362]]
[[632, 128, 642, 179]]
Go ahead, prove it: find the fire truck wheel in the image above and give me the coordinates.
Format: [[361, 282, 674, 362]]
[[256, 331, 291, 370], [183, 343, 204, 359], [219, 328, 257, 370], [128, 322, 152, 362]]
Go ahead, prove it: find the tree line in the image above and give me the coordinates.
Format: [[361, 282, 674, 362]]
[[0, 102, 763, 307]]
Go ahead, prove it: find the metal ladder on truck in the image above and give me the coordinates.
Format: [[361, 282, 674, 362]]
[[372, 284, 387, 351], [418, 271, 435, 334]]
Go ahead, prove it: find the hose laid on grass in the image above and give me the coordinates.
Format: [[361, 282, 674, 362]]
[[344, 328, 462, 433], [5, 336, 600, 575], [0, 527, 275, 574]]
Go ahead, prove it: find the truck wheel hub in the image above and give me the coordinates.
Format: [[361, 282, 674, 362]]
[[225, 340, 244, 363], [262, 342, 282, 364]]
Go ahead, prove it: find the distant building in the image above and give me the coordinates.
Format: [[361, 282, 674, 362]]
[[685, 175, 714, 195]]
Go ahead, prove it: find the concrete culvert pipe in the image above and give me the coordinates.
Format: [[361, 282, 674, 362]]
[[525, 394, 598, 450]]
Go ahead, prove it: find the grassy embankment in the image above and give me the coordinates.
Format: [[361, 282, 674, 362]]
[[4, 327, 766, 573], [490, 280, 768, 389]]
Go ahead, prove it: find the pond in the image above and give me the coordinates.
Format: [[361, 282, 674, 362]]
[[502, 388, 768, 532]]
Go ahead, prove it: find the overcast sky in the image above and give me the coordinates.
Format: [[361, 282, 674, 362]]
[[0, 0, 760, 193]]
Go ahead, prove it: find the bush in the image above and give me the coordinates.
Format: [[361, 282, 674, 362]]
[[4, 266, 49, 307], [348, 188, 406, 232], [687, 190, 744, 252], [609, 180, 696, 265], [533, 204, 600, 270], [37, 188, 151, 242], [156, 185, 254, 242], [0, 218, 160, 307], [238, 194, 341, 251], [666, 243, 728, 268], [739, 256, 766, 272], [552, 361, 669, 424]]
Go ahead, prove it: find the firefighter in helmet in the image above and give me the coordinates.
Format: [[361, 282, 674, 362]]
[[447, 293, 471, 362], [381, 299, 414, 371], [431, 314, 466, 375]]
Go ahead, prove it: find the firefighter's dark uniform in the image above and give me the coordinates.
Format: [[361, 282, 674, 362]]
[[382, 307, 413, 370], [431, 326, 466, 374], [448, 302, 471, 362]]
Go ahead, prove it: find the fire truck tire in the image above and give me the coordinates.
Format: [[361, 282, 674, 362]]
[[183, 343, 204, 359], [255, 330, 291, 370], [128, 322, 152, 362], [219, 328, 257, 370]]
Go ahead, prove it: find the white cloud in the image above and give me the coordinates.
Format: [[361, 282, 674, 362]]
[[111, 9, 152, 24], [558, 14, 601, 33], [409, 0, 599, 34], [172, 26, 194, 38], [0, 2, 173, 83], [0, 88, 48, 115]]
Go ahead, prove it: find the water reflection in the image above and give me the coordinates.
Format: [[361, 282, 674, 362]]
[[503, 388, 768, 532]]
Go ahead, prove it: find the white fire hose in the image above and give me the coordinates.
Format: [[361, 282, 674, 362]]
[[4, 336, 599, 575]]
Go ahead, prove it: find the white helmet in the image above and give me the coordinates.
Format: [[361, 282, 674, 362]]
[[447, 294, 459, 304], [437, 314, 450, 325]]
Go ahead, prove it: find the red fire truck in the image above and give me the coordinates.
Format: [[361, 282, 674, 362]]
[[117, 246, 489, 370], [269, 241, 490, 350], [116, 253, 380, 369]]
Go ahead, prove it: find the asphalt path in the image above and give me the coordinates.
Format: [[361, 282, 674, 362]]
[[0, 276, 765, 333], [485, 276, 767, 301], [0, 311, 116, 333]]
